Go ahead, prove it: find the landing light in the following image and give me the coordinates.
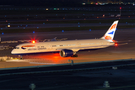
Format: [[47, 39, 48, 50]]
[[32, 40, 36, 44]]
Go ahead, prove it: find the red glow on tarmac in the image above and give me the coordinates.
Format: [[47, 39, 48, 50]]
[[51, 53, 73, 61], [53, 53, 61, 59], [23, 53, 74, 64], [115, 43, 118, 47], [54, 56, 59, 59]]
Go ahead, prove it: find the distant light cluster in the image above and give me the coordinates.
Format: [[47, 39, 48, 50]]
[[82, 0, 135, 5]]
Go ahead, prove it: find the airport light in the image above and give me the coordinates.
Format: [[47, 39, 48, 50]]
[[8, 23, 10, 28], [7, 25, 10, 27], [120, 7, 122, 16], [54, 8, 57, 10], [120, 7, 122, 10], [29, 83, 36, 90], [103, 81, 110, 88], [82, 3, 86, 5]]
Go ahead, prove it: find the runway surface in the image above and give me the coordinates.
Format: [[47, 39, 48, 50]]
[[0, 28, 135, 68]]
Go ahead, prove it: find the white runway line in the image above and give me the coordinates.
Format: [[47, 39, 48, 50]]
[[6, 59, 29, 62], [29, 62, 57, 65]]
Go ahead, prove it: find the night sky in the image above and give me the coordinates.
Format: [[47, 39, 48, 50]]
[[0, 0, 82, 6], [0, 0, 134, 7]]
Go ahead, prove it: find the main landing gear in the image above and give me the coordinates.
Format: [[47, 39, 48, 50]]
[[18, 55, 23, 59], [72, 52, 78, 57], [72, 54, 78, 57]]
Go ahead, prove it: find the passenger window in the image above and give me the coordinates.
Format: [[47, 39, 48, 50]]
[[52, 45, 56, 47]]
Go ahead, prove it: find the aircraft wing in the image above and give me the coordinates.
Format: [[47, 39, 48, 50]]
[[56, 46, 104, 52]]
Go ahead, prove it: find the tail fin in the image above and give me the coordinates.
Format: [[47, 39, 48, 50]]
[[101, 20, 119, 42]]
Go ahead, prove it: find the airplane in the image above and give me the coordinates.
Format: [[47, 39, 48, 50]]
[[11, 20, 119, 57]]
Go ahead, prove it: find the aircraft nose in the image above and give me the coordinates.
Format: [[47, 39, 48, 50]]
[[11, 49, 15, 54]]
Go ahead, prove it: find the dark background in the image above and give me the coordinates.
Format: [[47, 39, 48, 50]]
[[0, 0, 134, 7]]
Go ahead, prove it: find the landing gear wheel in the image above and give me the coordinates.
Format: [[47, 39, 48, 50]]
[[72, 54, 78, 57], [18, 55, 23, 59]]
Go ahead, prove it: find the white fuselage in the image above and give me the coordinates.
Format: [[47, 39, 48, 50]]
[[11, 20, 119, 57], [11, 39, 114, 55]]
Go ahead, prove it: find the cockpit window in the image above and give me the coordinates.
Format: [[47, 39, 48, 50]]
[[16, 47, 19, 49]]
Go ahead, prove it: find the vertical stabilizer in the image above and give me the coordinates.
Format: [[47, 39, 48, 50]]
[[101, 20, 119, 42]]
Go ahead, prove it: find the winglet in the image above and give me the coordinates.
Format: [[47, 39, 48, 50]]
[[101, 20, 119, 42]]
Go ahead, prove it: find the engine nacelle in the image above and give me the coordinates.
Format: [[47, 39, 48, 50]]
[[59, 49, 74, 57]]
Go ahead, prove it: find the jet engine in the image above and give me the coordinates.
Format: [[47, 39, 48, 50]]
[[59, 49, 74, 57]]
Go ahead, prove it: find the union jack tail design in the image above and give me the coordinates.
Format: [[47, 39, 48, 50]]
[[101, 20, 119, 42]]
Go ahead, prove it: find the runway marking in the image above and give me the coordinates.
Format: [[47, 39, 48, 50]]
[[29, 62, 56, 65], [6, 60, 29, 62]]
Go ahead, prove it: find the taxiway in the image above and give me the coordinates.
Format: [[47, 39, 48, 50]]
[[0, 28, 135, 68]]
